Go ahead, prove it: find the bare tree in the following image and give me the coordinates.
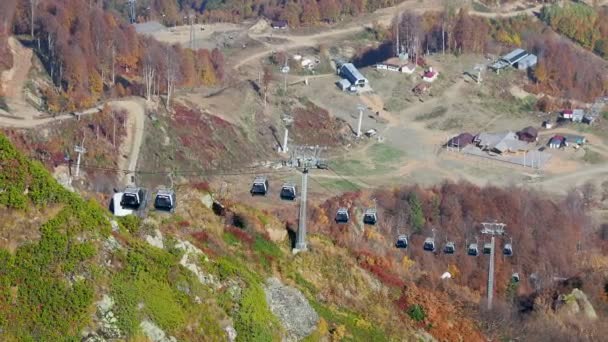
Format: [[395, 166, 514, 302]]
[[30, 0, 39, 37], [165, 46, 179, 109], [262, 66, 273, 108], [143, 50, 156, 102]]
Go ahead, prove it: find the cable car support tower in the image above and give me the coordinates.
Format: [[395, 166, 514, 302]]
[[481, 221, 506, 310], [290, 145, 325, 253]]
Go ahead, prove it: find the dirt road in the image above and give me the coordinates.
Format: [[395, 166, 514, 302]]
[[235, 0, 543, 70], [110, 99, 146, 186], [0, 37, 39, 119]]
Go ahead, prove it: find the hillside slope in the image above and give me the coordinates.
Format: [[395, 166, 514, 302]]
[[0, 133, 438, 341]]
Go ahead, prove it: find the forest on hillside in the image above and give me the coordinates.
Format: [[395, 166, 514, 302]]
[[388, 9, 608, 101], [102, 0, 402, 26], [3, 0, 225, 112]]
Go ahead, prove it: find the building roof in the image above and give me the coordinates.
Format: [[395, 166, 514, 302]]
[[476, 131, 528, 152], [518, 126, 538, 137], [337, 79, 351, 88], [519, 54, 537, 64], [564, 134, 585, 142], [501, 48, 529, 64], [423, 70, 437, 78], [572, 109, 585, 118], [340, 63, 367, 83], [449, 133, 474, 146], [551, 135, 565, 142], [271, 20, 288, 28], [563, 109, 573, 114]]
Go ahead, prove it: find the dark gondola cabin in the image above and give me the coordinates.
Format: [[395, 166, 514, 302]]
[[423, 237, 436, 251], [503, 243, 513, 256], [280, 183, 297, 201], [483, 243, 493, 255], [468, 243, 479, 256], [512, 273, 520, 283], [335, 208, 349, 223], [154, 189, 176, 212], [363, 208, 377, 225], [250, 176, 269, 196], [396, 235, 408, 249], [444, 241, 455, 254], [121, 186, 145, 210]]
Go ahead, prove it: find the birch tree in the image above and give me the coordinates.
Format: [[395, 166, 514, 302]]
[[143, 50, 156, 102]]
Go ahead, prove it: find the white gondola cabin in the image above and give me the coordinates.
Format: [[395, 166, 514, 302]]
[[335, 208, 349, 223], [396, 235, 408, 249], [444, 241, 455, 254], [363, 208, 377, 225], [154, 189, 176, 212], [280, 183, 297, 201], [250, 176, 269, 196], [468, 243, 479, 256], [503, 243, 513, 256], [423, 237, 436, 251]]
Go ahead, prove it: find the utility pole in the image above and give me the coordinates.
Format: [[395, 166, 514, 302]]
[[356, 104, 366, 138], [74, 138, 86, 178], [481, 221, 507, 310], [281, 127, 289, 153], [188, 12, 195, 50]]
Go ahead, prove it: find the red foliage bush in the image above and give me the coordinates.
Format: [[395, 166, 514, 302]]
[[225, 226, 254, 246], [191, 231, 211, 244], [192, 181, 211, 192]]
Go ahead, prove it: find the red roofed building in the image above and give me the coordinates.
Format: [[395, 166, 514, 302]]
[[422, 67, 438, 82]]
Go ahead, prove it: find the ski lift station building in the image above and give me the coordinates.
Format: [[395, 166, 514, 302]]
[[490, 48, 537, 72], [338, 63, 368, 87]]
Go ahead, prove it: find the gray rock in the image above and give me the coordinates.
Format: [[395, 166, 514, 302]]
[[224, 325, 237, 342], [145, 229, 164, 249], [200, 193, 214, 208], [140, 319, 177, 342], [81, 332, 106, 342], [264, 277, 318, 341]]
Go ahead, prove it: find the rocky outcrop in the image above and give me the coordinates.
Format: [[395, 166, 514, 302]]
[[96, 295, 122, 339], [264, 277, 318, 341], [145, 228, 164, 249], [140, 319, 177, 342], [174, 239, 218, 287], [558, 288, 598, 320]]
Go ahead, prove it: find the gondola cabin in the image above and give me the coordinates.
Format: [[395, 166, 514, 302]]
[[443, 241, 455, 254], [503, 243, 513, 256], [280, 183, 297, 201], [250, 176, 269, 196], [468, 243, 479, 256], [110, 192, 134, 217], [363, 208, 378, 225], [396, 235, 408, 249], [512, 273, 520, 283], [423, 237, 436, 251], [335, 208, 349, 223], [121, 186, 146, 210], [483, 243, 493, 255], [154, 189, 176, 212]]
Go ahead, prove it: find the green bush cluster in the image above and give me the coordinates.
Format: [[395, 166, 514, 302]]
[[0, 134, 71, 209], [0, 134, 111, 340], [407, 304, 426, 322]]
